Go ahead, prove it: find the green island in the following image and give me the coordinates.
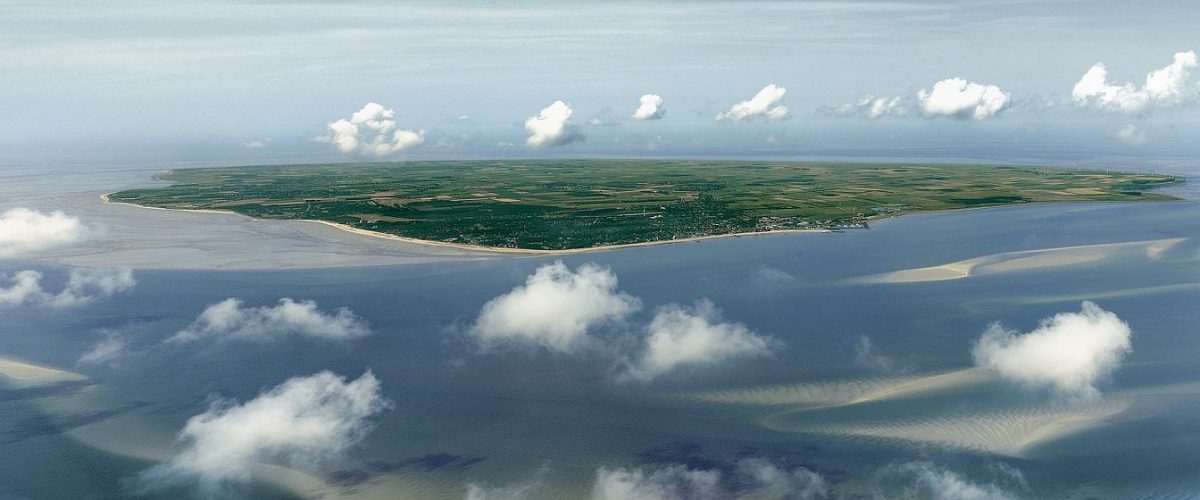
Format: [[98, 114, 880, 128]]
[[108, 160, 1181, 251]]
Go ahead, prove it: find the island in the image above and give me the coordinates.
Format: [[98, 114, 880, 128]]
[[108, 160, 1181, 251]]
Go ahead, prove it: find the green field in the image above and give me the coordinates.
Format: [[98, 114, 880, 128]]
[[109, 160, 1181, 250]]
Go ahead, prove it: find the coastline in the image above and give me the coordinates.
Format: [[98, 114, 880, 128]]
[[101, 192, 831, 256]]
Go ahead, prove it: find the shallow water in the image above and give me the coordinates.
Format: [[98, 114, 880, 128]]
[[2, 163, 1200, 498]]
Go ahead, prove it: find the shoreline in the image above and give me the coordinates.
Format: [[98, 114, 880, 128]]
[[101, 192, 831, 256]]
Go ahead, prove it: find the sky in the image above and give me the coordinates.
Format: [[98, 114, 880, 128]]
[[1, 0, 1198, 166]]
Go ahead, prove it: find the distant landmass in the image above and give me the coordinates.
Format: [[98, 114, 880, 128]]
[[108, 160, 1181, 251]]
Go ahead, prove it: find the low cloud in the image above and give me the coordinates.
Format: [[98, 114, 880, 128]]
[[587, 107, 623, 127], [621, 299, 774, 382], [828, 78, 1009, 120], [592, 459, 826, 499], [168, 298, 372, 344], [1073, 50, 1199, 113], [526, 100, 584, 148], [823, 94, 909, 119], [854, 336, 895, 372], [315, 102, 425, 156], [470, 261, 641, 353], [592, 466, 721, 500], [0, 268, 135, 307], [139, 371, 389, 494], [0, 208, 89, 257], [716, 84, 790, 122], [749, 266, 797, 290], [77, 328, 128, 367], [875, 462, 1025, 500], [243, 137, 273, 149], [972, 301, 1131, 398], [1114, 123, 1148, 146], [633, 94, 666, 120], [736, 459, 828, 499], [917, 78, 1011, 120], [465, 466, 549, 500]]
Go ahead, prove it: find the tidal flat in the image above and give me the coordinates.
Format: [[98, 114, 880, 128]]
[[2, 162, 1200, 498]]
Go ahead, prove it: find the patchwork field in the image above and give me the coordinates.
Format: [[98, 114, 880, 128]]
[[108, 160, 1181, 250]]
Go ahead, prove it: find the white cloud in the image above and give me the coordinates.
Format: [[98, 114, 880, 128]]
[[854, 336, 895, 372], [168, 298, 372, 344], [243, 137, 273, 149], [826, 94, 909, 119], [0, 270, 45, 305], [139, 371, 388, 493], [750, 266, 796, 290], [1114, 123, 1148, 146], [972, 301, 1131, 398], [592, 466, 721, 500], [917, 78, 1011, 120], [877, 462, 1023, 500], [621, 299, 774, 382], [53, 267, 137, 307], [465, 466, 549, 500], [736, 459, 828, 499], [316, 102, 425, 156], [715, 84, 790, 122], [0, 208, 89, 257], [1073, 51, 1199, 113], [471, 261, 641, 353], [78, 329, 127, 367], [633, 94, 665, 120], [591, 460, 826, 500], [525, 100, 584, 148], [0, 268, 135, 307]]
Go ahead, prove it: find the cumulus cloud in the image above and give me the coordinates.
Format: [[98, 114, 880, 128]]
[[525, 100, 584, 148], [0, 270, 44, 305], [750, 266, 797, 290], [1073, 51, 1199, 113], [168, 298, 372, 344], [139, 371, 388, 494], [917, 78, 1011, 120], [471, 261, 641, 353], [736, 459, 828, 499], [824, 94, 909, 119], [592, 466, 721, 500], [592, 460, 826, 500], [78, 329, 128, 367], [0, 267, 135, 307], [633, 94, 666, 120], [465, 466, 549, 500], [1114, 123, 1148, 146], [0, 208, 89, 257], [243, 137, 273, 149], [854, 336, 895, 372], [875, 462, 1024, 500], [316, 102, 425, 156], [972, 301, 1131, 398], [716, 84, 790, 122], [621, 299, 774, 382]]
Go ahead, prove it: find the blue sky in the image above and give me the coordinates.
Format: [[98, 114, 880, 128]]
[[1, 0, 1198, 165]]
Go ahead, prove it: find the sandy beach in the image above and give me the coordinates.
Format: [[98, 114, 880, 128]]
[[103, 192, 831, 256]]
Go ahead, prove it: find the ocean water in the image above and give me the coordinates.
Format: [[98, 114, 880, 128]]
[[1, 164, 1199, 499]]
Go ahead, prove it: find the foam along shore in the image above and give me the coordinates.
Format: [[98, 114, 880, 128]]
[[104, 192, 830, 256], [853, 237, 1187, 284]]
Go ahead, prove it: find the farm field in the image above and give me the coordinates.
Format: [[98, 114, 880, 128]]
[[108, 160, 1181, 250]]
